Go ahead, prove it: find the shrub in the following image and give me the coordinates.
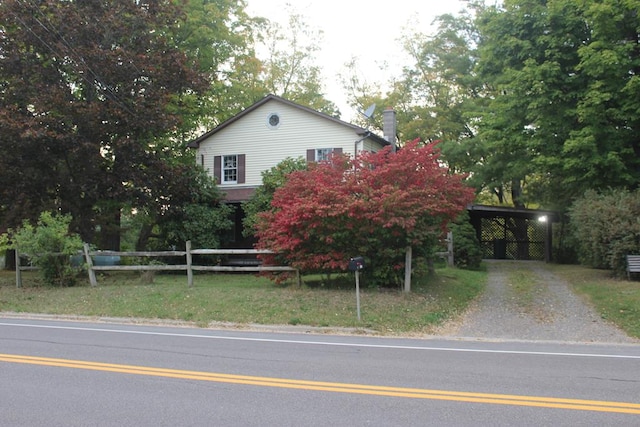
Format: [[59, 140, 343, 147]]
[[568, 189, 640, 276], [449, 212, 483, 269], [0, 233, 9, 253], [10, 212, 83, 286], [242, 157, 308, 238], [255, 140, 475, 287]]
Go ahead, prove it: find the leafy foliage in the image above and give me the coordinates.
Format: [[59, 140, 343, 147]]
[[0, 1, 344, 249], [9, 212, 83, 286], [255, 140, 474, 287], [171, 0, 268, 131], [346, 0, 640, 213], [259, 10, 339, 116], [242, 157, 308, 237], [0, 233, 9, 254], [186, 3, 339, 129], [568, 189, 640, 276], [134, 167, 233, 251], [449, 212, 483, 269], [157, 202, 232, 252], [0, 0, 211, 247]]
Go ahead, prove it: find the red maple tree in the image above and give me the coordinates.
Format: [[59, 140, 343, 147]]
[[255, 139, 475, 285]]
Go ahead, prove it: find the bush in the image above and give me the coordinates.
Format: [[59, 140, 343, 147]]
[[449, 212, 483, 269], [242, 157, 308, 238], [255, 140, 475, 288], [9, 212, 83, 286], [0, 233, 9, 253], [568, 189, 640, 276]]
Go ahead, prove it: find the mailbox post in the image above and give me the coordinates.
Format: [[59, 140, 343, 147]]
[[348, 257, 365, 321]]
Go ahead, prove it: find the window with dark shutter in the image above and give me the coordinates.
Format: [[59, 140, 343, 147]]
[[306, 149, 315, 163], [214, 154, 246, 184], [238, 154, 246, 184], [309, 148, 343, 162], [214, 156, 221, 183]]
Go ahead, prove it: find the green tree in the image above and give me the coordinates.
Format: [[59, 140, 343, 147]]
[[399, 12, 482, 145], [176, 3, 339, 127], [470, 0, 586, 208], [343, 13, 482, 152], [468, 0, 640, 208], [242, 157, 308, 238], [10, 212, 83, 286], [171, 0, 268, 131], [154, 168, 233, 250], [0, 0, 209, 248], [350, 0, 640, 213], [449, 212, 483, 269], [567, 0, 640, 194], [259, 9, 339, 116]]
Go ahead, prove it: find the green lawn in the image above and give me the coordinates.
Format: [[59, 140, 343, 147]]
[[4, 263, 636, 338], [0, 266, 485, 335]]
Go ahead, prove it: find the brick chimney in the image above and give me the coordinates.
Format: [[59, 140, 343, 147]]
[[383, 107, 397, 152]]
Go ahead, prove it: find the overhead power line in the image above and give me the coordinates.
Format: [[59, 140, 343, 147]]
[[11, 0, 138, 116]]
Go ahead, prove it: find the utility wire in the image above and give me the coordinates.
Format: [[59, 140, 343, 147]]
[[13, 0, 138, 116]]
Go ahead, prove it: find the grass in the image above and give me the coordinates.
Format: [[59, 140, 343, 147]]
[[3, 263, 639, 338], [548, 264, 640, 339], [507, 268, 539, 308], [0, 265, 486, 335]]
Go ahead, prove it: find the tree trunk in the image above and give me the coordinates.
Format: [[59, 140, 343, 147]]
[[97, 207, 121, 251], [136, 221, 157, 251]]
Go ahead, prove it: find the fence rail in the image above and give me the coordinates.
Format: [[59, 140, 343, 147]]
[[436, 231, 454, 267], [14, 234, 453, 290], [14, 241, 299, 288]]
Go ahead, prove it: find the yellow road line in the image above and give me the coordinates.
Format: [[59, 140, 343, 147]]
[[1, 353, 639, 414]]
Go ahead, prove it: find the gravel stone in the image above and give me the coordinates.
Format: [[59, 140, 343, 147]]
[[434, 260, 638, 343]]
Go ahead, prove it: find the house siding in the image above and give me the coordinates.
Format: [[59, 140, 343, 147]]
[[197, 100, 373, 191], [362, 139, 384, 153], [193, 96, 391, 204]]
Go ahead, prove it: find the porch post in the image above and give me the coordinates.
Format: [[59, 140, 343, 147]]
[[544, 220, 553, 263]]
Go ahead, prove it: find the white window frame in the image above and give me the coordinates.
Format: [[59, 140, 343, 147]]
[[222, 154, 238, 184], [315, 148, 333, 162]]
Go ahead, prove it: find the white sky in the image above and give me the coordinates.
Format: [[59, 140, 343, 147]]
[[245, 0, 466, 121]]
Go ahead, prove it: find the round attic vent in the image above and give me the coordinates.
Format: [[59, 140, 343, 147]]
[[267, 112, 280, 128]]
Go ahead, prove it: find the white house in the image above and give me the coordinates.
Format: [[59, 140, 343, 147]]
[[188, 94, 396, 244]]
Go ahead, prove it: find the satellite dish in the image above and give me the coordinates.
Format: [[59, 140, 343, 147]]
[[359, 103, 376, 120]]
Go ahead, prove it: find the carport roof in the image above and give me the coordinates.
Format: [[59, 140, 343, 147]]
[[467, 204, 560, 222]]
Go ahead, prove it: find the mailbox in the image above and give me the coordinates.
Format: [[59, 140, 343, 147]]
[[348, 256, 365, 272]]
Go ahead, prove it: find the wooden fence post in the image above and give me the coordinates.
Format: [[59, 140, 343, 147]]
[[84, 243, 98, 287], [186, 240, 193, 287], [15, 247, 21, 288], [404, 246, 412, 293]]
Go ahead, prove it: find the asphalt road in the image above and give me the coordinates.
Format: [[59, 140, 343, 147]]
[[1, 317, 639, 426]]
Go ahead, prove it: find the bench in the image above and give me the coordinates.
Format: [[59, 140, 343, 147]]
[[627, 255, 640, 280]]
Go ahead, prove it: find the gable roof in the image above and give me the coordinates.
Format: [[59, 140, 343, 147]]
[[187, 94, 389, 148]]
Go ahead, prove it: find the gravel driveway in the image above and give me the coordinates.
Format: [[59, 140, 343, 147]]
[[436, 260, 638, 343]]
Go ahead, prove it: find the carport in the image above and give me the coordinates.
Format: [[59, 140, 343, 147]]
[[467, 205, 559, 262]]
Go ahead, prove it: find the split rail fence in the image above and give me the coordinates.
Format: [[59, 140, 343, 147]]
[[14, 241, 299, 288], [14, 234, 453, 290]]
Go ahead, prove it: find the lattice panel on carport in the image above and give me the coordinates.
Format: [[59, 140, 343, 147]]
[[480, 217, 546, 260]]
